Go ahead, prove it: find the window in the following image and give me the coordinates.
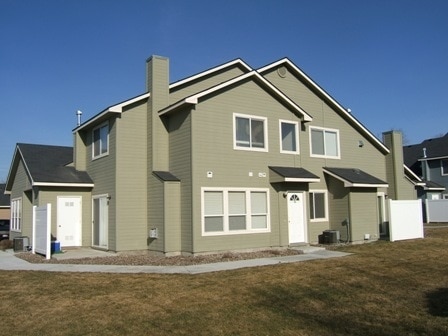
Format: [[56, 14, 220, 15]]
[[310, 127, 340, 158], [441, 159, 448, 176], [11, 198, 22, 231], [280, 120, 299, 154], [309, 191, 327, 221], [202, 188, 270, 235], [92, 122, 109, 159], [234, 114, 268, 151]]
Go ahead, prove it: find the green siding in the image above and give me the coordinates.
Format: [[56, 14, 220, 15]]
[[349, 189, 379, 241], [169, 65, 248, 103], [115, 101, 148, 251]]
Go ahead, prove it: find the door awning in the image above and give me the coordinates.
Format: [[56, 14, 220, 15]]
[[269, 166, 320, 183], [323, 167, 388, 188]]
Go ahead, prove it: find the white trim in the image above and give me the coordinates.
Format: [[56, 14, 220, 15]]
[[92, 121, 109, 160], [404, 165, 423, 182], [279, 119, 300, 154], [309, 190, 328, 222], [233, 113, 269, 152], [257, 58, 389, 154], [201, 187, 271, 236], [284, 177, 320, 183], [33, 182, 94, 188], [11, 197, 22, 232], [323, 168, 389, 188], [441, 158, 448, 176], [419, 155, 448, 162], [170, 59, 253, 89], [73, 93, 149, 132], [309, 126, 341, 159], [160, 71, 313, 121]]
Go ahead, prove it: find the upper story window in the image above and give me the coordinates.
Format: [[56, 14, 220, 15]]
[[280, 120, 299, 154], [441, 159, 448, 176], [11, 198, 22, 232], [234, 114, 268, 151], [92, 122, 109, 159], [310, 126, 340, 159]]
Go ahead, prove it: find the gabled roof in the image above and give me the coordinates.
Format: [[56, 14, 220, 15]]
[[404, 133, 448, 164], [269, 166, 320, 183], [73, 92, 150, 132], [257, 58, 390, 154], [159, 70, 313, 121], [0, 184, 10, 207], [323, 167, 388, 188], [170, 58, 252, 89], [5, 144, 93, 192]]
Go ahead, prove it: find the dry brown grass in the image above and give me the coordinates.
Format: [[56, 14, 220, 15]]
[[1, 228, 448, 335]]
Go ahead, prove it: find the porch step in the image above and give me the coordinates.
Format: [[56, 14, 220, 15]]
[[290, 245, 326, 254]]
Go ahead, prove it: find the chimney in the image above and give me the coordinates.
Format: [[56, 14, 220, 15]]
[[146, 56, 170, 171], [383, 130, 405, 200]]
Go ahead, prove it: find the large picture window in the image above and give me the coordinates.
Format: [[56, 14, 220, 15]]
[[234, 114, 268, 151], [92, 122, 109, 159], [11, 198, 22, 231], [202, 188, 270, 235], [310, 127, 340, 159], [309, 191, 328, 221], [280, 120, 299, 154]]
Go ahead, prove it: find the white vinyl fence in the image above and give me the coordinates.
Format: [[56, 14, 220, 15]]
[[388, 199, 424, 242], [425, 199, 448, 223], [32, 204, 51, 259]]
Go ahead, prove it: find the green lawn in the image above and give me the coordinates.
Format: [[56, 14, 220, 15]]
[[1, 228, 448, 336]]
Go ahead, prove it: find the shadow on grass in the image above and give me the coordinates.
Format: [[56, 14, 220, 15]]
[[426, 288, 448, 317]]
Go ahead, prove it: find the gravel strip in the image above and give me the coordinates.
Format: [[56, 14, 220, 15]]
[[16, 249, 302, 266]]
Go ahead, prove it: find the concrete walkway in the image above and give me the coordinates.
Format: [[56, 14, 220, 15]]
[[0, 248, 351, 274]]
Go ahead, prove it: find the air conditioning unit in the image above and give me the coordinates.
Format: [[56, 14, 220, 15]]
[[13, 237, 30, 252], [323, 230, 340, 244]]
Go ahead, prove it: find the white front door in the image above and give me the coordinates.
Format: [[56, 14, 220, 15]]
[[288, 192, 307, 244], [57, 197, 82, 247]]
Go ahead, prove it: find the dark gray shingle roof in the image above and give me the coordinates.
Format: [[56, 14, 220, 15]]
[[403, 133, 448, 176], [269, 166, 320, 180], [324, 167, 388, 187], [0, 184, 9, 207], [17, 143, 93, 185], [153, 171, 180, 182]]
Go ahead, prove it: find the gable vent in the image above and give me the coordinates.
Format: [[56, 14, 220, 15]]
[[277, 66, 287, 78]]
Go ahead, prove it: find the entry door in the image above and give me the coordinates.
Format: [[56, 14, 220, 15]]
[[288, 192, 307, 244], [57, 197, 82, 247], [93, 196, 108, 248]]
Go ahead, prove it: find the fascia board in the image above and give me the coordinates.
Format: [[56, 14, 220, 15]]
[[169, 59, 253, 89], [404, 164, 422, 182], [258, 58, 389, 154], [32, 182, 95, 188], [418, 155, 448, 161], [323, 168, 388, 188], [5, 146, 34, 191], [73, 93, 149, 132], [284, 177, 321, 183], [161, 71, 313, 122]]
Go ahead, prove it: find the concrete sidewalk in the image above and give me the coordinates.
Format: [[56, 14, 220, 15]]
[[0, 248, 351, 274]]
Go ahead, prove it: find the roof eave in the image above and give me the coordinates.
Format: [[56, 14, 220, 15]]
[[32, 182, 94, 188]]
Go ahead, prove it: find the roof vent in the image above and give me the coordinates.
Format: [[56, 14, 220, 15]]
[[76, 110, 83, 126]]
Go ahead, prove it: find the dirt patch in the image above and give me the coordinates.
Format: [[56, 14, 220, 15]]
[[16, 249, 301, 266]]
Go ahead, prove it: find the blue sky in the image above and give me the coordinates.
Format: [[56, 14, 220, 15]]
[[1, 0, 447, 181]]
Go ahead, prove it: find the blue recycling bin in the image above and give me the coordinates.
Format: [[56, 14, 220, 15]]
[[51, 241, 61, 253]]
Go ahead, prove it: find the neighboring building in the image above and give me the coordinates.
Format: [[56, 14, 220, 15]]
[[5, 56, 417, 254], [0, 184, 10, 240], [404, 133, 448, 200]]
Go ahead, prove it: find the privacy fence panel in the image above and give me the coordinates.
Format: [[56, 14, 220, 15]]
[[426, 199, 448, 223], [32, 204, 51, 259], [389, 199, 424, 242]]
